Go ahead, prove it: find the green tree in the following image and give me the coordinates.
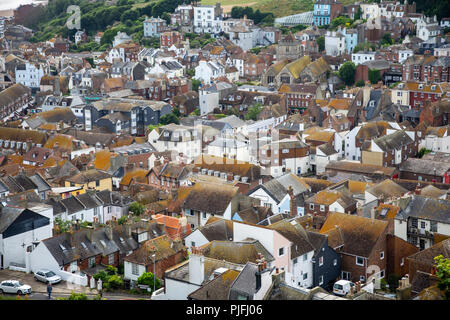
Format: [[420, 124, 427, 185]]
[[107, 275, 123, 290], [129, 201, 145, 216], [434, 255, 450, 300], [137, 272, 161, 292], [117, 215, 127, 225], [368, 68, 381, 84], [381, 33, 394, 46], [191, 79, 201, 92], [317, 36, 325, 52], [338, 61, 356, 86], [418, 147, 432, 158], [245, 103, 263, 121], [160, 113, 180, 125]]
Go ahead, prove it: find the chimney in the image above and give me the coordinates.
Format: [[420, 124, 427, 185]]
[[414, 183, 421, 195], [105, 224, 114, 241], [86, 226, 94, 242], [287, 185, 297, 217], [370, 206, 376, 220], [123, 223, 132, 238], [189, 246, 205, 286]]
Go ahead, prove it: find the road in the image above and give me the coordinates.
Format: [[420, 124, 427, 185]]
[[1, 291, 151, 300]]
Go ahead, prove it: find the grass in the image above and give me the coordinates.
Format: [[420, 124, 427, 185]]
[[201, 0, 356, 17]]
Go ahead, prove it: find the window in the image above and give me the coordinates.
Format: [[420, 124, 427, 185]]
[[108, 254, 114, 265], [380, 270, 385, 278], [96, 180, 100, 187], [293, 258, 297, 264], [319, 275, 324, 285], [131, 263, 139, 275], [303, 253, 307, 261], [380, 251, 384, 260], [279, 247, 285, 257], [319, 256, 323, 266], [303, 273, 308, 280], [202, 212, 206, 219], [333, 259, 337, 266], [320, 205, 325, 212], [360, 275, 366, 282], [400, 257, 404, 266], [356, 256, 364, 266], [88, 257, 96, 268], [420, 221, 426, 229], [430, 221, 437, 232], [309, 203, 314, 210]]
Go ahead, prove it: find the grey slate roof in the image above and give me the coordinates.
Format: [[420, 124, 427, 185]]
[[399, 158, 450, 177], [395, 195, 450, 224], [60, 196, 85, 214], [0, 206, 23, 233], [373, 130, 414, 151]]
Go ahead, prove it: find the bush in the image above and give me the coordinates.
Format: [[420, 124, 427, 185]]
[[356, 80, 365, 87], [67, 292, 89, 300], [338, 61, 356, 86], [106, 265, 118, 276], [107, 275, 123, 289], [380, 278, 388, 291], [129, 202, 145, 216], [93, 270, 108, 282], [388, 274, 401, 292], [117, 215, 127, 225], [137, 272, 161, 292]]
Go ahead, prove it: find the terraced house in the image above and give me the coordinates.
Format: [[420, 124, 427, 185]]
[[63, 169, 112, 194], [0, 83, 31, 119]]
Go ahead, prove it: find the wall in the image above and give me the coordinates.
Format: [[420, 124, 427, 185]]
[[361, 150, 383, 166], [165, 277, 201, 300]]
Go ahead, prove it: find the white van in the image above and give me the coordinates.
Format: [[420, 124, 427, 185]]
[[333, 280, 355, 296]]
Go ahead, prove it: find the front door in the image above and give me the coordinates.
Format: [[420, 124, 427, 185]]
[[419, 239, 426, 250], [0, 254, 3, 269], [341, 271, 350, 280]]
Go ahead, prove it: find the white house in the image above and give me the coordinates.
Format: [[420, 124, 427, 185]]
[[194, 60, 225, 84], [15, 62, 45, 89], [206, 137, 250, 162], [314, 143, 339, 175], [0, 207, 53, 271], [193, 4, 223, 35], [325, 31, 346, 57], [416, 16, 441, 41], [113, 32, 132, 47], [352, 51, 376, 66], [149, 124, 202, 163]]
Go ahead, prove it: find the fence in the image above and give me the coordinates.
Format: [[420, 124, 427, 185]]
[[55, 270, 88, 287]]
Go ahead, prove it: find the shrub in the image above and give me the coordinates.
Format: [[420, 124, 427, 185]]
[[137, 272, 161, 292], [106, 265, 118, 276], [108, 275, 123, 290], [67, 292, 89, 300], [93, 270, 108, 282], [380, 278, 388, 291], [129, 201, 145, 216], [117, 215, 127, 225]]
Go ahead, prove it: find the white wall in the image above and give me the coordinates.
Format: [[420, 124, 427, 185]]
[[184, 230, 209, 251], [124, 261, 147, 281], [165, 277, 201, 300]]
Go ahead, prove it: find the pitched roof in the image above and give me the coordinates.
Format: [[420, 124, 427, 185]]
[[124, 234, 185, 265], [366, 179, 408, 199], [182, 182, 238, 215], [285, 56, 311, 79], [373, 130, 414, 151], [64, 169, 112, 184], [199, 218, 234, 242], [188, 269, 240, 300], [320, 212, 388, 257], [395, 195, 450, 224], [202, 239, 274, 264], [399, 158, 450, 177]]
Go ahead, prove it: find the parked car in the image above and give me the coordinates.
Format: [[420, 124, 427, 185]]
[[333, 280, 355, 296], [33, 269, 62, 284], [0, 280, 32, 295]]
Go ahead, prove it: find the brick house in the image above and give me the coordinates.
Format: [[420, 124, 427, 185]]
[[147, 162, 191, 191], [402, 55, 450, 83], [386, 234, 419, 279], [160, 31, 184, 48], [0, 83, 32, 119], [320, 212, 389, 283], [361, 130, 418, 167], [305, 190, 357, 229], [124, 234, 186, 281], [278, 83, 322, 114]]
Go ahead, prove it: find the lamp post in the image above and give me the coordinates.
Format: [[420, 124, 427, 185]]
[[152, 253, 156, 294]]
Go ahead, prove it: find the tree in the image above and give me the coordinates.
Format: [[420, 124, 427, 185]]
[[160, 113, 180, 125], [316, 36, 325, 52], [418, 147, 432, 158], [368, 68, 381, 84], [381, 33, 393, 46], [107, 275, 123, 289], [245, 103, 263, 121], [137, 272, 161, 292], [117, 215, 127, 225], [191, 79, 201, 92], [434, 255, 450, 300], [129, 201, 145, 216], [162, 12, 171, 25], [338, 61, 356, 86]]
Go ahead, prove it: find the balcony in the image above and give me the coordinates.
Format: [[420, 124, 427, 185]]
[[407, 227, 434, 239]]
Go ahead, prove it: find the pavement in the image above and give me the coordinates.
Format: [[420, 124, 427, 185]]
[[0, 269, 151, 300], [0, 269, 97, 295]]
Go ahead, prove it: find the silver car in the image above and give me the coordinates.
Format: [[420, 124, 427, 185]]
[[34, 269, 62, 284], [0, 280, 32, 295]]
